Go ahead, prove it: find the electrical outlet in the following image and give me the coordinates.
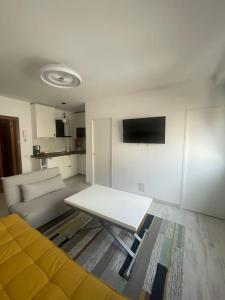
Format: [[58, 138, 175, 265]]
[[138, 183, 144, 193]]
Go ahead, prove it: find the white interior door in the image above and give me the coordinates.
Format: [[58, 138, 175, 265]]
[[92, 118, 111, 186], [182, 106, 225, 219]]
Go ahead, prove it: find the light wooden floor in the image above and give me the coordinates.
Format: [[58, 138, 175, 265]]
[[0, 176, 224, 299], [150, 202, 225, 300]]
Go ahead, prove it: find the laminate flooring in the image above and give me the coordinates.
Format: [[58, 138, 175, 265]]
[[150, 202, 225, 300]]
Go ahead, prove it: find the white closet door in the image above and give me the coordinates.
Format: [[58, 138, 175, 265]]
[[92, 119, 111, 187], [182, 107, 225, 219]]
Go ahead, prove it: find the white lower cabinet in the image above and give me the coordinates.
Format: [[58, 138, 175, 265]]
[[70, 155, 78, 176], [78, 154, 86, 175], [47, 155, 78, 179]]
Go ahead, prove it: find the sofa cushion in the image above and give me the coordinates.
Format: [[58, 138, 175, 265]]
[[21, 175, 65, 202], [2, 167, 61, 207], [0, 214, 128, 300], [9, 188, 74, 228]]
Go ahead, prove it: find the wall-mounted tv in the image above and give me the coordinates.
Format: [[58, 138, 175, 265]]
[[123, 117, 166, 144]]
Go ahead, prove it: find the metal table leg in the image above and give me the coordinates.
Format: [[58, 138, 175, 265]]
[[60, 213, 148, 279], [103, 223, 148, 279]]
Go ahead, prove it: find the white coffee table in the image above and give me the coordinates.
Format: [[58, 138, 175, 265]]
[[65, 184, 152, 278]]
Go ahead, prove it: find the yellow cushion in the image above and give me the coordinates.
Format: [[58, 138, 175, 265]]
[[0, 214, 128, 300]]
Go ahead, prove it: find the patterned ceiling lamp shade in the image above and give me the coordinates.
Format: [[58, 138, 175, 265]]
[[40, 64, 82, 88]]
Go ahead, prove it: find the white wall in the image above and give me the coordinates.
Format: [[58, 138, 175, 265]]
[[0, 95, 32, 173], [86, 79, 225, 206], [35, 137, 75, 153]]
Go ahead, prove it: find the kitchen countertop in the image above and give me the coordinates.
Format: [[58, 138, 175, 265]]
[[31, 150, 86, 159]]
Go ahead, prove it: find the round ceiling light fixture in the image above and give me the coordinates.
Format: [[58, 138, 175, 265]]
[[40, 64, 82, 88]]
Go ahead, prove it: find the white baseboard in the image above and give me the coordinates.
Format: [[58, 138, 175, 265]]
[[153, 198, 181, 208]]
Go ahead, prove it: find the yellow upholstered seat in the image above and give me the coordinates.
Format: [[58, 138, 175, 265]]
[[0, 214, 128, 300]]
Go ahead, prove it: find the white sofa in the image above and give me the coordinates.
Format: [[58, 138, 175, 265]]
[[2, 167, 74, 228]]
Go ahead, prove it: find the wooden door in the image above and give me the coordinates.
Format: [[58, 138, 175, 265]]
[[0, 116, 22, 192], [0, 143, 3, 192]]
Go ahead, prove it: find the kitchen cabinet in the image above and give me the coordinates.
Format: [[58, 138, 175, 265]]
[[78, 154, 86, 175], [75, 112, 85, 128], [70, 155, 79, 176], [31, 104, 56, 138], [31, 158, 42, 171], [47, 154, 78, 179]]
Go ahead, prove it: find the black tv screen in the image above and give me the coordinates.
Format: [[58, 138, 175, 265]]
[[123, 117, 166, 143]]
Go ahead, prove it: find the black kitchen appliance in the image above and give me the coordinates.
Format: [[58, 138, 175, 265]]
[[33, 145, 40, 156], [56, 120, 72, 137], [76, 127, 85, 138]]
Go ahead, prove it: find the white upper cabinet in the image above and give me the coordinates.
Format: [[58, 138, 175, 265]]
[[32, 104, 56, 138], [75, 112, 85, 128]]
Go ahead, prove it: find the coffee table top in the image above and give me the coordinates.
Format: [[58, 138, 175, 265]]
[[64, 185, 152, 232]]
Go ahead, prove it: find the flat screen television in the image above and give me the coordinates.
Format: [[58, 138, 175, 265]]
[[123, 117, 166, 143]]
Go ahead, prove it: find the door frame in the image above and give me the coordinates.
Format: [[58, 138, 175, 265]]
[[91, 118, 112, 186], [0, 115, 22, 175]]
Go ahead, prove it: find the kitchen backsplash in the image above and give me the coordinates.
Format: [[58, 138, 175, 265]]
[[34, 137, 75, 153]]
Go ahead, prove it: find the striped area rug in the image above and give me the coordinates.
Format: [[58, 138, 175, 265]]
[[39, 209, 185, 300]]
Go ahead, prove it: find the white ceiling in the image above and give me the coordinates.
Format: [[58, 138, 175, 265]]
[[0, 0, 225, 110]]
